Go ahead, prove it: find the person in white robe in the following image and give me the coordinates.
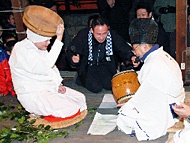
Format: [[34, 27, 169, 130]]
[[9, 24, 87, 118], [117, 18, 185, 141]]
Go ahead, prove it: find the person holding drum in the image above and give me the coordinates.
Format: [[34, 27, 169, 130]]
[[66, 16, 136, 93], [117, 18, 185, 141]]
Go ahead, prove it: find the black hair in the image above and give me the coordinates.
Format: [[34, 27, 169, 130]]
[[43, 0, 57, 9], [135, 2, 152, 15], [91, 16, 109, 30], [88, 14, 100, 27], [2, 33, 17, 44], [5, 40, 17, 52], [5, 12, 14, 20]]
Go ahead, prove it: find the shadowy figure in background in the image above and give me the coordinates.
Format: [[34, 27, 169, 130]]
[[4, 12, 16, 29], [2, 12, 17, 40], [97, 0, 133, 42], [154, 0, 176, 59], [43, 0, 58, 13], [135, 2, 170, 55], [2, 33, 17, 58]]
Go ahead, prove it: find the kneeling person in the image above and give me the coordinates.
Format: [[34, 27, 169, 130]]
[[9, 6, 87, 124], [117, 18, 185, 141]]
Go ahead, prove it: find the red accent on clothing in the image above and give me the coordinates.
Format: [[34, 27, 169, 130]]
[[43, 109, 81, 122]]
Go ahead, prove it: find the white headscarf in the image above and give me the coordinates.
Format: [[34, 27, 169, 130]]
[[26, 29, 51, 43]]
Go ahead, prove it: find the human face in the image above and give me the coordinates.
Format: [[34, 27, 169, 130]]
[[132, 44, 147, 58], [91, 24, 109, 43], [34, 40, 50, 50], [136, 9, 152, 18], [8, 14, 16, 26]]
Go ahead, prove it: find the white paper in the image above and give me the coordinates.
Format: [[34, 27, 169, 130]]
[[87, 112, 117, 135], [99, 94, 117, 108]]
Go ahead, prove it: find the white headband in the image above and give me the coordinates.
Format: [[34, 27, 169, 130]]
[[26, 29, 51, 43]]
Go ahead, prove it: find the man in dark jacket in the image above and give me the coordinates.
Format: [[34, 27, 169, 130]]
[[66, 16, 135, 93]]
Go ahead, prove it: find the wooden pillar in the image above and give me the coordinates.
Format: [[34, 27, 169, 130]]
[[11, 0, 29, 41], [176, 0, 187, 81]]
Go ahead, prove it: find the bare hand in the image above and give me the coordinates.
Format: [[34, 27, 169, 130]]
[[131, 56, 140, 68], [107, 0, 115, 8], [56, 24, 64, 41], [117, 103, 125, 108], [172, 103, 190, 118], [72, 54, 80, 63], [58, 84, 66, 94]]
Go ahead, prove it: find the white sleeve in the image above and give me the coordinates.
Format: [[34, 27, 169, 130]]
[[47, 39, 63, 67]]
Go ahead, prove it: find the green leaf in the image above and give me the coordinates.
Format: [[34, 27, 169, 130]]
[[44, 125, 51, 130], [37, 130, 43, 136], [10, 133, 20, 139], [0, 103, 71, 142], [38, 124, 44, 128], [17, 116, 25, 124]]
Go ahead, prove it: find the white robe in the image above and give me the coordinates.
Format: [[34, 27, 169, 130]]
[[173, 129, 190, 143], [172, 120, 190, 143], [117, 47, 185, 141], [9, 38, 87, 118]]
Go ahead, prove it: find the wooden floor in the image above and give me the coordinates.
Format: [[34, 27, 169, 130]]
[[1, 73, 190, 143]]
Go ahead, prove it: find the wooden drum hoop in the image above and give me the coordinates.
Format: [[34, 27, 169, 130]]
[[112, 70, 140, 104]]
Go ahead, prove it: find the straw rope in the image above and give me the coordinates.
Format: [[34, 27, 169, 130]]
[[28, 110, 88, 129]]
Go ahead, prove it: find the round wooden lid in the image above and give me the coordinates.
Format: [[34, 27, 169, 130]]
[[23, 5, 64, 37]]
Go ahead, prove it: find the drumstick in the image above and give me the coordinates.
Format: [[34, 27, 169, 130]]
[[134, 57, 140, 63], [70, 46, 77, 56]]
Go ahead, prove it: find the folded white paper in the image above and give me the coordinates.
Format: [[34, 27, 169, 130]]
[[87, 112, 117, 135], [99, 94, 117, 108]]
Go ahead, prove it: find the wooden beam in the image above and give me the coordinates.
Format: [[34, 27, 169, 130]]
[[11, 0, 29, 41], [176, 0, 187, 81]]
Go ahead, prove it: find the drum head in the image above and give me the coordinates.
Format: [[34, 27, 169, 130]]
[[23, 5, 64, 37]]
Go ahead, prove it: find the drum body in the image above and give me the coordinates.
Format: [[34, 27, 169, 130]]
[[112, 70, 140, 104]]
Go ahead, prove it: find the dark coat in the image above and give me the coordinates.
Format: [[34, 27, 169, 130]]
[[66, 28, 133, 85]]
